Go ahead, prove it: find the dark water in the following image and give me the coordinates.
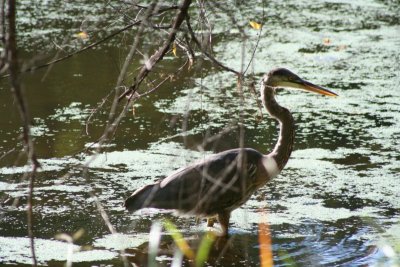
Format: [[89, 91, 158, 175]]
[[1, 0, 399, 266]]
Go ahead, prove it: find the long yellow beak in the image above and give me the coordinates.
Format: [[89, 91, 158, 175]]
[[278, 80, 338, 97], [300, 80, 338, 97]]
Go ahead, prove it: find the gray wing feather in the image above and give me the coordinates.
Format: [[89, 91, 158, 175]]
[[126, 148, 264, 215]]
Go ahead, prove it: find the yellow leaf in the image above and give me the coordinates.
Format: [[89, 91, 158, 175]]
[[172, 42, 177, 57], [249, 21, 262, 30], [323, 37, 331, 45], [74, 31, 89, 40]]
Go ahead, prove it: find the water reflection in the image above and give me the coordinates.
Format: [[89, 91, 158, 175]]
[[125, 234, 258, 267], [108, 214, 380, 266]]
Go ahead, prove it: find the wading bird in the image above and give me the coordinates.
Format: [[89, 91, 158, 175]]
[[125, 68, 337, 236]]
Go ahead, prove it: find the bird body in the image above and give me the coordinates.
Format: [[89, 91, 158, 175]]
[[125, 148, 279, 215], [125, 68, 337, 235]]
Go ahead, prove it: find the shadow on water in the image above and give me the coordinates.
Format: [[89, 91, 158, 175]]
[[1, 0, 399, 266]]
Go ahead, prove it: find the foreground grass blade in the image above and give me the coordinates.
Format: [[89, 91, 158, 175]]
[[195, 232, 216, 267], [278, 250, 297, 267], [148, 222, 162, 267], [164, 219, 195, 260]]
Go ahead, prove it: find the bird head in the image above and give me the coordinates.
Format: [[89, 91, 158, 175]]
[[263, 68, 338, 97]]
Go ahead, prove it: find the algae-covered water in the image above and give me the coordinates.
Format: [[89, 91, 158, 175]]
[[0, 0, 399, 266]]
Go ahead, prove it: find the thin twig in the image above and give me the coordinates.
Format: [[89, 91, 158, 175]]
[[198, 124, 238, 151], [186, 16, 241, 76], [248, 79, 264, 120], [79, 2, 192, 267], [85, 88, 117, 135], [243, 1, 265, 75], [0, 4, 179, 80], [206, 2, 248, 40], [102, 1, 159, 144], [0, 147, 16, 162], [244, 28, 262, 75], [140, 58, 189, 97], [133, 3, 179, 13], [0, 22, 137, 79], [118, 0, 193, 102]]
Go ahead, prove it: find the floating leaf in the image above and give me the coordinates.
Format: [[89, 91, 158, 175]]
[[249, 21, 262, 30], [74, 31, 89, 40], [323, 38, 331, 45]]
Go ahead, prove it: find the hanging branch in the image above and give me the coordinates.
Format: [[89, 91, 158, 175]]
[[77, 2, 193, 265], [93, 0, 193, 144], [185, 15, 241, 77], [0, 4, 179, 79], [118, 0, 193, 102], [203, 1, 264, 119], [5, 0, 40, 266]]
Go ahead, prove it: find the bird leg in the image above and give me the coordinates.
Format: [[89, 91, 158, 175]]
[[217, 211, 231, 236]]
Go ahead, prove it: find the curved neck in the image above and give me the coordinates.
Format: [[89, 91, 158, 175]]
[[261, 84, 295, 170]]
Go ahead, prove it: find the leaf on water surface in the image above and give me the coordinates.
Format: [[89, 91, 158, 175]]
[[249, 21, 262, 30], [323, 37, 331, 45], [74, 31, 89, 40]]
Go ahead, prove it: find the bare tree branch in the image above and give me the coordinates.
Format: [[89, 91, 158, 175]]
[[0, 0, 6, 73], [118, 0, 193, 102], [5, 1, 40, 266], [75, 3, 193, 267]]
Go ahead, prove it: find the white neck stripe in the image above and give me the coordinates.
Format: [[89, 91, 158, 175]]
[[261, 156, 280, 178]]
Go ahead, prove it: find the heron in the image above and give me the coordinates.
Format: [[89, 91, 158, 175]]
[[124, 68, 337, 236]]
